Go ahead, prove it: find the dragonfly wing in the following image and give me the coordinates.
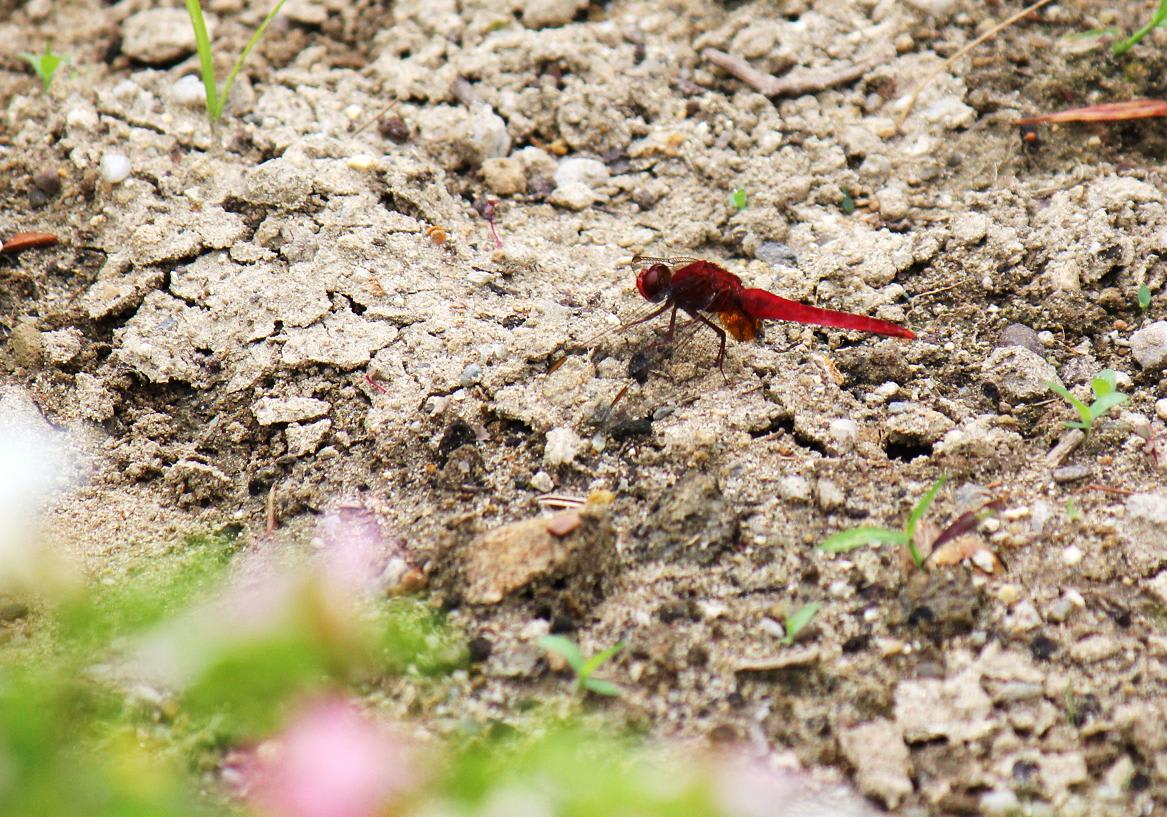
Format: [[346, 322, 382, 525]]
[[739, 288, 915, 339], [631, 255, 702, 270]]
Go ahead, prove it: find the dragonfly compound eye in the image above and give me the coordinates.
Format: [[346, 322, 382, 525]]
[[636, 263, 671, 302]]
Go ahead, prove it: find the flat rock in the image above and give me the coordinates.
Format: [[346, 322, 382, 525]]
[[1118, 492, 1167, 577], [280, 310, 399, 370], [122, 8, 199, 64], [460, 505, 615, 605], [894, 666, 994, 744], [252, 396, 331, 426], [838, 719, 913, 809]]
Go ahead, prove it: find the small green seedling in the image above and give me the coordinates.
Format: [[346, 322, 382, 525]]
[[781, 602, 821, 646], [1139, 283, 1152, 311], [21, 43, 69, 92], [1065, 499, 1082, 523], [1047, 369, 1129, 434], [839, 188, 856, 215], [183, 0, 288, 121], [539, 635, 624, 697], [730, 187, 748, 211], [819, 477, 948, 569], [1114, 0, 1167, 55]]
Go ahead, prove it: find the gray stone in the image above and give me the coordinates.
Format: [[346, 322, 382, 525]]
[[122, 8, 199, 64], [995, 323, 1044, 357], [981, 346, 1060, 403]]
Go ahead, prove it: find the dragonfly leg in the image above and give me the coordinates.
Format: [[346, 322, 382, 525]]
[[691, 312, 729, 382]]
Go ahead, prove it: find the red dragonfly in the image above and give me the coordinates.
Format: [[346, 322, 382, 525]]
[[625, 255, 915, 373]]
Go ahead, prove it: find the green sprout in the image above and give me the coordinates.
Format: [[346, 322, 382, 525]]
[[819, 477, 948, 569], [1066, 499, 1082, 523], [1139, 282, 1152, 311], [730, 187, 748, 211], [1047, 369, 1129, 434], [21, 43, 69, 92], [781, 602, 821, 646], [539, 635, 624, 697], [840, 188, 856, 215], [1113, 0, 1167, 55], [183, 0, 288, 121]]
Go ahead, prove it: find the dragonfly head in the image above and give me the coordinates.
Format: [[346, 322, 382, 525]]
[[636, 263, 671, 302]]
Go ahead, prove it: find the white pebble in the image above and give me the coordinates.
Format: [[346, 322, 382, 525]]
[[346, 154, 378, 171], [1062, 545, 1083, 566], [554, 157, 609, 188], [530, 470, 554, 492], [170, 75, 206, 108], [1156, 398, 1167, 422], [828, 418, 859, 451], [344, 104, 363, 120], [99, 153, 131, 184], [544, 427, 583, 466]]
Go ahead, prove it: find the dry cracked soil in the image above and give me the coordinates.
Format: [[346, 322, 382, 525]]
[[4, 0, 1167, 814]]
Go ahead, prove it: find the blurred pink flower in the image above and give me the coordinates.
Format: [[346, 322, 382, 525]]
[[315, 503, 408, 597], [244, 696, 414, 817]]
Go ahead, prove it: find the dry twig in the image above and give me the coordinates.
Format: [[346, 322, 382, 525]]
[[701, 48, 880, 98], [896, 0, 1056, 129]]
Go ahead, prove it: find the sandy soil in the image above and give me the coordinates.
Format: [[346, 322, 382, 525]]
[[4, 0, 1167, 814]]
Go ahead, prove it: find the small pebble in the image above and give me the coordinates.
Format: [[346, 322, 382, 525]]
[[1156, 398, 1167, 422], [995, 323, 1044, 357], [996, 584, 1022, 605], [1046, 597, 1075, 623], [529, 470, 554, 492], [1130, 321, 1167, 370], [347, 154, 378, 171], [1062, 545, 1084, 566], [778, 475, 812, 503], [544, 427, 583, 466], [980, 789, 1020, 816], [828, 418, 859, 451], [170, 74, 206, 107], [460, 363, 482, 387], [99, 152, 131, 184], [816, 479, 845, 512]]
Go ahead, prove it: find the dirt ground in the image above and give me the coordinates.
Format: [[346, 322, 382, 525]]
[[4, 0, 1167, 814]]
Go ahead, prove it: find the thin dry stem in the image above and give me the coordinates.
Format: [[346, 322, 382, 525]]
[[895, 0, 1055, 129], [701, 48, 880, 97]]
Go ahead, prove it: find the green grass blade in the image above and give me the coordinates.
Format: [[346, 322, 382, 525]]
[[905, 477, 947, 541], [217, 0, 289, 119], [1088, 391, 1129, 421], [1139, 283, 1152, 310], [183, 0, 219, 117], [538, 635, 585, 673], [1047, 381, 1091, 426], [819, 527, 908, 553], [783, 602, 821, 644], [1090, 369, 1118, 398], [1114, 0, 1167, 54], [581, 678, 621, 697], [579, 641, 624, 679]]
